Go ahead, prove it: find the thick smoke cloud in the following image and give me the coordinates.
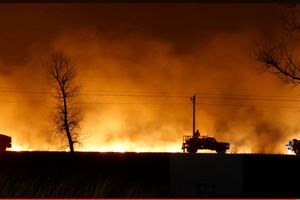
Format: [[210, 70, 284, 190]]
[[0, 3, 298, 153]]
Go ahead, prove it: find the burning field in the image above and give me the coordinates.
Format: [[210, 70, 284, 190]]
[[0, 3, 299, 154]]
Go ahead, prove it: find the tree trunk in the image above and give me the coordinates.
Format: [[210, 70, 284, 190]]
[[63, 92, 74, 153]]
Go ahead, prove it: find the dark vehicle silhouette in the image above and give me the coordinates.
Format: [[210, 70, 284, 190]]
[[286, 139, 300, 155], [0, 134, 11, 152], [182, 131, 230, 154]]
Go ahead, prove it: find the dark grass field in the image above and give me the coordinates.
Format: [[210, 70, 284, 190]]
[[0, 152, 299, 198]]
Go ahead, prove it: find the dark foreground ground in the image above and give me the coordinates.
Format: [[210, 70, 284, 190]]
[[0, 152, 299, 198]]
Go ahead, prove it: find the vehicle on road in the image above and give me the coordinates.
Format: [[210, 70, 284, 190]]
[[182, 130, 230, 153], [286, 139, 300, 155], [0, 134, 11, 152]]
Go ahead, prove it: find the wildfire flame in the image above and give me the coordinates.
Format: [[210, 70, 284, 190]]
[[5, 128, 293, 154], [8, 140, 238, 153], [8, 141, 294, 154], [6, 129, 292, 154]]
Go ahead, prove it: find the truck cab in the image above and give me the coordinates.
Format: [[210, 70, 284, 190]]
[[0, 134, 11, 152]]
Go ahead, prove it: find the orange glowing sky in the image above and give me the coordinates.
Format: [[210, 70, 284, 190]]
[[0, 3, 299, 153]]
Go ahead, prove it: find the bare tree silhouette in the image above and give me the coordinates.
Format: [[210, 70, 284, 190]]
[[44, 51, 83, 152], [255, 6, 300, 86]]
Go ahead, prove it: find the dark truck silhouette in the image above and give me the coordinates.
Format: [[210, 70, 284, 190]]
[[182, 132, 230, 154], [286, 139, 300, 155], [0, 134, 11, 152]]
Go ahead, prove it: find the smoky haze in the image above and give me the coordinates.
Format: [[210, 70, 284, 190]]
[[0, 3, 298, 153]]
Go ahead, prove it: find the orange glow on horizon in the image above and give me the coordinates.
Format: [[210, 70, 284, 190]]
[[7, 141, 255, 154], [7, 142, 295, 154], [5, 127, 295, 154], [5, 128, 293, 154]]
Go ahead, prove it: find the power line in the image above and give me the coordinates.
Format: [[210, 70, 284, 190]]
[[79, 101, 300, 109], [0, 87, 293, 96], [80, 93, 190, 98], [0, 99, 299, 110], [1, 87, 300, 105]]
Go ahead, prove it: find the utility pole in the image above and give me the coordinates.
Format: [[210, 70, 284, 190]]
[[191, 94, 196, 135]]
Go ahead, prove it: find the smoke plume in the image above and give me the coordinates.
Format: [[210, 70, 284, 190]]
[[0, 3, 298, 153]]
